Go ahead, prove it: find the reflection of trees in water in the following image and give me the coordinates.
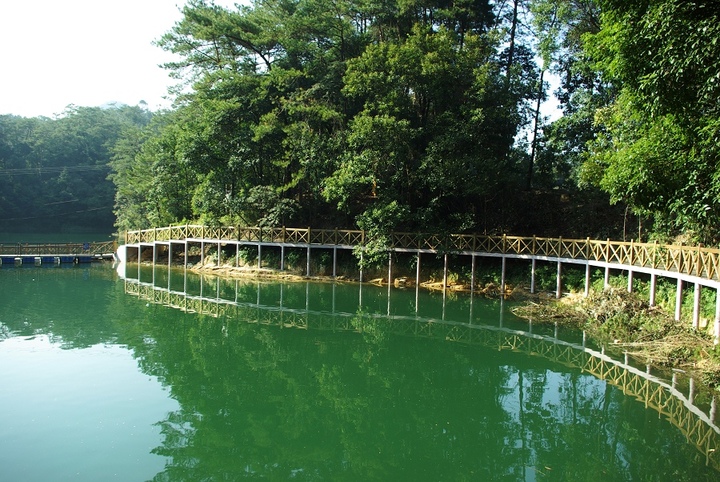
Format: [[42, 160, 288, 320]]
[[102, 269, 718, 480], [0, 266, 121, 348], [5, 267, 716, 479], [118, 289, 717, 481]]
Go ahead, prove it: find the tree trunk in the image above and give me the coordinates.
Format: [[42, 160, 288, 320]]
[[527, 69, 545, 190]]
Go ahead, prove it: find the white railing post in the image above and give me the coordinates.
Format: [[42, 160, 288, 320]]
[[133, 225, 720, 324], [714, 290, 720, 345]]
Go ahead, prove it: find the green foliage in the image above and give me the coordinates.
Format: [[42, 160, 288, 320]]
[[581, 0, 720, 243], [529, 0, 607, 190], [107, 0, 544, 239], [0, 105, 151, 232], [354, 200, 408, 268], [560, 265, 586, 292], [233, 246, 252, 266], [284, 248, 301, 270], [3, 0, 698, 248], [574, 286, 716, 370], [532, 265, 558, 292], [583, 288, 666, 340], [9, 0, 718, 248], [581, 93, 716, 239], [111, 108, 197, 231]]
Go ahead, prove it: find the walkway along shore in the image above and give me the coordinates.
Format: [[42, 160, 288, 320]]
[[119, 224, 720, 344]]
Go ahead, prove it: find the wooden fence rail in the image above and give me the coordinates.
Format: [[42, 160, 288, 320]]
[[125, 225, 720, 282], [0, 241, 117, 256]]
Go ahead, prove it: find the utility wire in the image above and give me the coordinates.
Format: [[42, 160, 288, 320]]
[[0, 165, 110, 176], [0, 205, 113, 222]]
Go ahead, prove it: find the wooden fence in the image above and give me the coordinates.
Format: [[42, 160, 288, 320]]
[[0, 241, 117, 256], [125, 225, 720, 282]]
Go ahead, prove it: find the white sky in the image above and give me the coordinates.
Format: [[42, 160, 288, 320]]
[[0, 1, 563, 121], [0, 0, 237, 118]]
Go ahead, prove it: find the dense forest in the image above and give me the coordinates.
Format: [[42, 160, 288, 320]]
[[2, 0, 719, 246], [0, 105, 151, 232]]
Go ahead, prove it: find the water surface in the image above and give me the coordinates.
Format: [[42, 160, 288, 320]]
[[1, 264, 718, 481]]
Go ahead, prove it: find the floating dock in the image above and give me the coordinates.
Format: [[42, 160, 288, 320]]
[[0, 255, 95, 265], [0, 241, 117, 266]]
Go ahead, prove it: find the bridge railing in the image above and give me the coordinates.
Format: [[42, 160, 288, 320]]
[[124, 225, 720, 282], [0, 241, 116, 256]]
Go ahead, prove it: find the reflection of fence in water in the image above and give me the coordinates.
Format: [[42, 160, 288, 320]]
[[124, 275, 720, 470], [123, 225, 720, 340]]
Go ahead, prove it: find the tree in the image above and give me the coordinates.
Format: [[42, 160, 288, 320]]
[[149, 0, 366, 227], [0, 105, 150, 232], [529, 0, 605, 190], [131, 0, 538, 236], [581, 0, 720, 242], [0, 115, 45, 225], [110, 109, 196, 231], [326, 23, 518, 237]]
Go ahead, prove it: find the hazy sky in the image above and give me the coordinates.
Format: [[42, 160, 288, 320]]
[[0, 1, 562, 121], [0, 0, 236, 118]]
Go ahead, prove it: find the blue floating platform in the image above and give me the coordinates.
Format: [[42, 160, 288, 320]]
[[0, 255, 93, 265]]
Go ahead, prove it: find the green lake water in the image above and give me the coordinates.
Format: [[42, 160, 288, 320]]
[[1, 262, 719, 481]]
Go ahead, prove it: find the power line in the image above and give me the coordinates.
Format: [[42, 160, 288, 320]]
[[0, 165, 110, 176], [43, 199, 79, 206], [0, 205, 113, 222]]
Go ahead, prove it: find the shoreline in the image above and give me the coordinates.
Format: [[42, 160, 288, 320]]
[[512, 288, 720, 392], [182, 261, 540, 299]]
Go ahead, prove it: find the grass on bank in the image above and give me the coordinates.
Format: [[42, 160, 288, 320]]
[[513, 274, 720, 391]]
